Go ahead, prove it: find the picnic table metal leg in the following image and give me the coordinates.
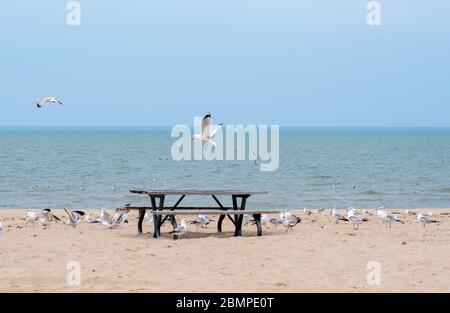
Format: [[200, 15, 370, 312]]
[[156, 196, 165, 237], [253, 214, 262, 236], [137, 208, 146, 236], [169, 195, 184, 230], [212, 194, 226, 233], [218, 214, 226, 232], [234, 196, 248, 236], [151, 196, 159, 238], [232, 196, 240, 236]]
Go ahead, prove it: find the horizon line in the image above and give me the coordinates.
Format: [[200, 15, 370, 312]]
[[1, 125, 450, 129]]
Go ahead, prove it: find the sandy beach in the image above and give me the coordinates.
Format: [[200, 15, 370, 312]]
[[1, 208, 450, 293]]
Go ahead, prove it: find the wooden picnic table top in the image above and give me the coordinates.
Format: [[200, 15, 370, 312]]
[[130, 189, 269, 196]]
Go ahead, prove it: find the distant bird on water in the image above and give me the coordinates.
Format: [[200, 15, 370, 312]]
[[36, 97, 63, 108]]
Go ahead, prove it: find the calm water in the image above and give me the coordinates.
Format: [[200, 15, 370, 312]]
[[1, 127, 450, 209]]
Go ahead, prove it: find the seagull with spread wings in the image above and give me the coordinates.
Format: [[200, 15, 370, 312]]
[[36, 97, 63, 108], [192, 113, 223, 150], [64, 209, 85, 227]]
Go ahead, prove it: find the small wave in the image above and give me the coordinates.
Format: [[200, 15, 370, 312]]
[[362, 190, 382, 196]]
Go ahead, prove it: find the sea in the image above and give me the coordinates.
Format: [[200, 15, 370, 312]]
[[1, 127, 450, 210]]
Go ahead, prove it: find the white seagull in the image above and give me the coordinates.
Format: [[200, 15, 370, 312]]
[[379, 210, 404, 228], [39, 209, 61, 228], [114, 207, 130, 224], [24, 209, 38, 226], [36, 96, 63, 108], [190, 214, 213, 229], [101, 212, 123, 229], [192, 113, 223, 150], [269, 213, 283, 230], [169, 219, 188, 239], [331, 207, 349, 224], [0, 220, 3, 234], [64, 209, 85, 227], [282, 214, 301, 231], [347, 209, 364, 230], [416, 212, 438, 227]]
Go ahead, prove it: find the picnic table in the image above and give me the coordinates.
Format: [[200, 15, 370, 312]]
[[129, 189, 270, 237]]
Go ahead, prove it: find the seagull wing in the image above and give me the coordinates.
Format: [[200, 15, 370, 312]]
[[37, 97, 52, 106], [51, 213, 61, 222], [209, 124, 223, 139], [65, 209, 75, 223]]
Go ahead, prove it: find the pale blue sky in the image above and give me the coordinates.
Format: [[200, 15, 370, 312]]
[[1, 1, 449, 127]]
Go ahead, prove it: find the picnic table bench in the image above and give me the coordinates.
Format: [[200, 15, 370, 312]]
[[128, 189, 273, 237]]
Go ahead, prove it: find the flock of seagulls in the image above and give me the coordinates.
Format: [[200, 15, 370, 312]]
[[0, 206, 442, 237], [13, 207, 130, 230]]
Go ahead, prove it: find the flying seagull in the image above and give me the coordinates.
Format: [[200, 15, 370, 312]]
[[192, 113, 223, 150], [36, 97, 63, 108]]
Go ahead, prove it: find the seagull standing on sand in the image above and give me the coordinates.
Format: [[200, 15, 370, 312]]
[[36, 97, 63, 108], [379, 210, 404, 228], [64, 209, 85, 227], [24, 209, 38, 226], [39, 209, 61, 228], [192, 113, 223, 150], [416, 212, 438, 227], [190, 214, 213, 229], [282, 214, 301, 231], [331, 207, 348, 224], [347, 209, 364, 230], [169, 219, 188, 239], [0, 220, 3, 234], [269, 214, 283, 230], [101, 212, 123, 229], [114, 207, 130, 224]]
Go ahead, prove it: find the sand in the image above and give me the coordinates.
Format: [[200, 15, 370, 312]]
[[1, 208, 450, 292]]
